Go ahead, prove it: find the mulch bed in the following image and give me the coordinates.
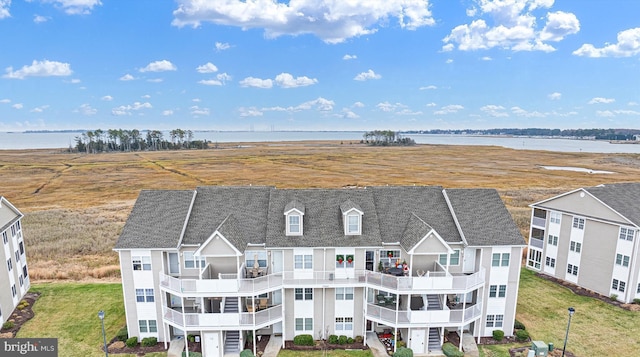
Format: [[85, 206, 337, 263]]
[[284, 339, 368, 351], [107, 338, 200, 355], [245, 334, 271, 355], [0, 292, 40, 338]]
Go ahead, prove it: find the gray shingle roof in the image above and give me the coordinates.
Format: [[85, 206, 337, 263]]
[[445, 189, 525, 246], [284, 199, 305, 214], [400, 214, 434, 251], [114, 190, 194, 249], [0, 197, 23, 234], [585, 182, 640, 225]]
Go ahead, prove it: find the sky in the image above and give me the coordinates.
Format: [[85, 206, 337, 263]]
[[0, 0, 639, 132]]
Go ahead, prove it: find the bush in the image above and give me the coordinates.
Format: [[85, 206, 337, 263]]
[[514, 319, 526, 330], [492, 329, 504, 341], [116, 326, 128, 341], [125, 336, 138, 348], [515, 329, 530, 342], [354, 335, 363, 344], [442, 342, 464, 357], [634, 298, 640, 304], [393, 347, 414, 357], [2, 321, 15, 330], [610, 294, 618, 301], [182, 352, 202, 357], [240, 349, 255, 357], [328, 335, 339, 344], [338, 335, 348, 345], [397, 340, 406, 348], [347, 337, 355, 344], [141, 337, 157, 347], [293, 334, 314, 346]]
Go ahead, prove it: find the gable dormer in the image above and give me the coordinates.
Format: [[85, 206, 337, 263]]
[[340, 199, 363, 235], [284, 199, 305, 236]]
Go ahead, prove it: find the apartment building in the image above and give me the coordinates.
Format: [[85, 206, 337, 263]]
[[527, 182, 640, 303], [114, 186, 524, 356], [0, 196, 30, 324]]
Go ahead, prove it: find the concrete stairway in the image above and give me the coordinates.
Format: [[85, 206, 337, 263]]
[[428, 327, 441, 352], [224, 330, 241, 354], [224, 297, 239, 313], [426, 294, 441, 310]]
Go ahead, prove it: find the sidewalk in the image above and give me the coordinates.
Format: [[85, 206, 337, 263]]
[[366, 332, 390, 357]]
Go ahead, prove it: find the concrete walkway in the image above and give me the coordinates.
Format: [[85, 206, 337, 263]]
[[366, 332, 390, 357], [462, 333, 479, 357], [262, 335, 282, 357], [167, 337, 185, 357]]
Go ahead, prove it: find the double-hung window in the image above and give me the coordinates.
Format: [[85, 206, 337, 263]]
[[133, 256, 151, 271], [295, 318, 313, 331], [545, 257, 556, 268], [569, 241, 581, 253], [619, 227, 635, 242], [294, 254, 313, 269], [548, 235, 558, 246], [336, 287, 354, 300], [572, 217, 585, 229], [295, 288, 313, 300], [567, 264, 578, 276], [489, 285, 506, 298], [184, 252, 205, 269], [492, 253, 510, 267], [335, 317, 353, 331], [288, 215, 301, 234], [136, 288, 155, 303], [616, 254, 630, 267], [139, 320, 157, 333]]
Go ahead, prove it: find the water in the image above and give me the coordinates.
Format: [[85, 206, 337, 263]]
[[2, 131, 640, 154]]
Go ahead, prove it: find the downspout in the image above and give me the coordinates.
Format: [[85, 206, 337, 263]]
[[626, 228, 640, 303], [323, 247, 326, 340]]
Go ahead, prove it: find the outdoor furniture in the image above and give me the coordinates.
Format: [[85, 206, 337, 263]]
[[376, 294, 386, 305], [387, 267, 404, 276], [259, 298, 268, 310], [246, 302, 255, 313]]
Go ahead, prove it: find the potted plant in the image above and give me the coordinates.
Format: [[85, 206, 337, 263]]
[[387, 251, 393, 258], [336, 255, 344, 264], [377, 261, 384, 272], [346, 255, 354, 263]]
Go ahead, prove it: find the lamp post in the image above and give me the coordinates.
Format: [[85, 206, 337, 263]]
[[561, 307, 575, 357], [98, 310, 109, 357]]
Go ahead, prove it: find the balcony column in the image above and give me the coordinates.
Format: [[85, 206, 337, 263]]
[[458, 325, 463, 352], [394, 327, 398, 354], [253, 328, 257, 357]]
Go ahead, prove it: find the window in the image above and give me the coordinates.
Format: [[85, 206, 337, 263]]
[[489, 285, 506, 298], [335, 317, 353, 331], [486, 315, 494, 327], [336, 287, 354, 300], [132, 256, 151, 271], [19, 241, 24, 255], [294, 254, 313, 269], [380, 250, 400, 267], [569, 241, 581, 253], [7, 258, 12, 271], [295, 288, 313, 300], [499, 285, 506, 297], [15, 250, 20, 263], [2, 231, 7, 244], [550, 212, 561, 224], [616, 254, 630, 267], [495, 315, 504, 327], [136, 289, 155, 303], [246, 251, 267, 268], [288, 215, 301, 234], [545, 257, 556, 268], [567, 264, 578, 276], [183, 252, 205, 269], [619, 227, 635, 242], [16, 221, 20, 230], [486, 314, 504, 328], [612, 279, 626, 292], [336, 254, 354, 269], [346, 214, 360, 235], [19, 275, 23, 287], [23, 265, 28, 278], [11, 225, 15, 237], [637, 283, 640, 294], [11, 284, 16, 297], [527, 249, 542, 269], [572, 217, 585, 230], [450, 250, 460, 265], [489, 285, 497, 297], [295, 318, 313, 331], [493, 253, 510, 267], [139, 320, 158, 333], [548, 235, 558, 246]]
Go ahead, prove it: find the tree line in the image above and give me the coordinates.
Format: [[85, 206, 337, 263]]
[[362, 130, 416, 146], [73, 129, 209, 153], [404, 128, 640, 141]]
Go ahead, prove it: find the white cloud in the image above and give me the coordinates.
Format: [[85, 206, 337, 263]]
[[0, 98, 10, 103], [262, 97, 335, 113], [443, 0, 579, 52], [548, 92, 561, 100], [192, 98, 200, 102], [215, 42, 230, 51], [480, 104, 509, 117], [354, 69, 381, 81], [141, 94, 151, 99], [343, 54, 357, 60], [341, 108, 360, 119], [162, 110, 174, 116], [240, 77, 273, 89], [12, 103, 23, 109], [613, 110, 640, 116], [596, 110, 614, 118], [34, 14, 50, 23], [198, 79, 223, 86], [190, 105, 210, 116], [101, 95, 113, 101], [426, 102, 437, 107], [111, 102, 152, 116], [119, 74, 135, 81], [629, 101, 639, 106], [588, 97, 615, 104], [352, 102, 365, 108], [274, 73, 318, 88], [30, 105, 50, 113], [147, 78, 163, 83], [376, 102, 408, 113], [434, 104, 464, 115], [481, 56, 492, 61], [573, 27, 640, 58], [217, 73, 232, 83], [139, 60, 177, 72], [41, 0, 102, 15], [3, 59, 72, 79], [68, 78, 81, 84], [172, 0, 435, 44], [419, 85, 437, 90], [76, 103, 97, 115], [0, 0, 9, 19], [239, 107, 264, 117], [445, 58, 454, 64], [196, 62, 218, 73], [397, 109, 423, 116], [511, 106, 545, 117]]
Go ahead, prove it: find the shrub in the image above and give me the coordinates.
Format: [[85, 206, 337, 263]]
[[610, 294, 618, 301], [182, 352, 202, 357], [347, 337, 355, 344], [442, 342, 464, 357], [141, 337, 157, 347], [515, 329, 530, 342], [338, 335, 348, 345], [634, 298, 640, 305], [354, 335, 363, 344], [328, 335, 339, 344], [514, 319, 526, 330], [397, 340, 406, 348], [492, 330, 504, 341], [187, 334, 195, 343], [125, 336, 138, 348], [116, 326, 128, 341], [293, 334, 314, 346], [2, 321, 15, 330], [393, 347, 414, 357], [240, 349, 255, 357]]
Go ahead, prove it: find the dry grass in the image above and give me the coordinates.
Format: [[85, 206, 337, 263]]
[[3, 142, 640, 281]]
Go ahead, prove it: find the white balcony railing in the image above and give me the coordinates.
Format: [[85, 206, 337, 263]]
[[159, 272, 283, 295], [365, 303, 481, 327], [162, 305, 282, 330], [532, 216, 546, 228]]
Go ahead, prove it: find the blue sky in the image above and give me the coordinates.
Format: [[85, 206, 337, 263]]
[[0, 0, 639, 132]]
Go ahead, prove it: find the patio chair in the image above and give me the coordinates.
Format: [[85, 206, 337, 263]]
[[259, 298, 268, 310], [376, 294, 386, 305]]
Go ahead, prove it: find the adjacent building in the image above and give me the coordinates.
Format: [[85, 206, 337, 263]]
[[115, 186, 525, 356], [527, 182, 640, 303], [0, 196, 30, 324]]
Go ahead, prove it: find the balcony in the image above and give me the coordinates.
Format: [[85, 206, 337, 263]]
[[365, 302, 481, 327], [159, 272, 283, 296], [162, 305, 282, 330], [282, 270, 367, 287], [529, 237, 544, 249], [365, 268, 485, 293]]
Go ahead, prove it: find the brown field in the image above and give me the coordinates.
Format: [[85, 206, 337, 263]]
[[2, 141, 640, 280]]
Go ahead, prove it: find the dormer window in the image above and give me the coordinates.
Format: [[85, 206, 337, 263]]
[[285, 199, 305, 236], [340, 200, 363, 236], [347, 214, 360, 235]]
